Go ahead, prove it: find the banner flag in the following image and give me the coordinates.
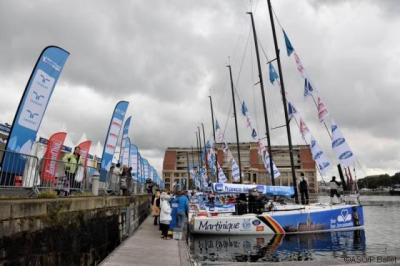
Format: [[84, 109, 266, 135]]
[[137, 152, 142, 182], [283, 30, 294, 56], [331, 120, 356, 167], [282, 30, 306, 77], [288, 101, 297, 121], [299, 118, 310, 139], [119, 116, 131, 163], [121, 137, 130, 167], [263, 152, 281, 178], [1, 46, 69, 174], [206, 140, 216, 175], [217, 163, 227, 183], [293, 52, 306, 78], [257, 139, 281, 178], [303, 78, 314, 97], [310, 135, 331, 174], [100, 101, 129, 181], [200, 167, 208, 188], [149, 164, 154, 181], [42, 132, 67, 182], [130, 144, 138, 179], [231, 158, 240, 182], [215, 119, 225, 143], [269, 63, 279, 84], [317, 97, 329, 122], [77, 140, 92, 168], [241, 101, 249, 116], [144, 159, 149, 180], [243, 102, 282, 177]]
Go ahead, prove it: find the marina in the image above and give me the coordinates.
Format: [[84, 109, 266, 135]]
[[1, 0, 400, 265]]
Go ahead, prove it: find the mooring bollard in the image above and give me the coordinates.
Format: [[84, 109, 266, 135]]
[[91, 171, 100, 196]]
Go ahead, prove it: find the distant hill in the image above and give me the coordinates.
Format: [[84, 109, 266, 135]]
[[357, 172, 400, 189]]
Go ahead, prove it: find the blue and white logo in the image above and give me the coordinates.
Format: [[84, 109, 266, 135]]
[[26, 110, 39, 119], [314, 151, 323, 160], [319, 162, 330, 170], [339, 151, 353, 160], [311, 140, 316, 148], [332, 138, 345, 148], [252, 220, 261, 226], [214, 183, 223, 192], [32, 91, 45, 101], [242, 219, 251, 230], [338, 209, 352, 222]]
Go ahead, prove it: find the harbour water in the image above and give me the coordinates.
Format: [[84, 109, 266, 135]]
[[190, 196, 400, 264]]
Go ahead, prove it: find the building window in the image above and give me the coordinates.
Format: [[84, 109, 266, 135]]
[[174, 173, 179, 177]]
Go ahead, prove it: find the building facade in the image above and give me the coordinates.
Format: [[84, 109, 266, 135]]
[[162, 142, 318, 193]]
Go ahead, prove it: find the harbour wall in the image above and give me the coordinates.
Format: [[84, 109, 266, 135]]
[[0, 195, 151, 265]]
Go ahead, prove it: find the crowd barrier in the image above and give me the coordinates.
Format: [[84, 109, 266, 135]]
[[0, 149, 148, 197], [0, 149, 39, 189]]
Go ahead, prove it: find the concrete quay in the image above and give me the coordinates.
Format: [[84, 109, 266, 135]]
[[101, 216, 192, 266]]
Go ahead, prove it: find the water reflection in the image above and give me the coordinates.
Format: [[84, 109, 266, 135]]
[[191, 230, 366, 263]]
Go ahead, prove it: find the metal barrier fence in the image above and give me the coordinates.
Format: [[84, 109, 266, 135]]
[[0, 148, 148, 197], [37, 158, 98, 195], [0, 149, 39, 189]]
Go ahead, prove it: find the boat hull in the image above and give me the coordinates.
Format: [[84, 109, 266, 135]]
[[190, 204, 364, 235], [389, 190, 400, 196]]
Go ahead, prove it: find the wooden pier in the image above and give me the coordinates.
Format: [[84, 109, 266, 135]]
[[101, 216, 190, 266]]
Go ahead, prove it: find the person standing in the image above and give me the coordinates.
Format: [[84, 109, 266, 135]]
[[120, 166, 129, 196], [62, 147, 81, 196], [111, 163, 122, 195], [173, 190, 189, 240], [127, 167, 133, 195], [329, 176, 341, 204], [299, 176, 309, 205], [248, 188, 258, 213], [159, 192, 172, 239], [152, 190, 161, 225]]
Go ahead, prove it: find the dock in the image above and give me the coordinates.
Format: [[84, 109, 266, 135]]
[[101, 216, 191, 266]]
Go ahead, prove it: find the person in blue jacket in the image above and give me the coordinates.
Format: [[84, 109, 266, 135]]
[[171, 188, 189, 240]]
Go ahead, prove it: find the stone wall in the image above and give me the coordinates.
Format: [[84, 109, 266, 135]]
[[0, 195, 151, 265]]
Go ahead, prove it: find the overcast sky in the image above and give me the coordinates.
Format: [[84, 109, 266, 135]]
[[0, 0, 399, 178]]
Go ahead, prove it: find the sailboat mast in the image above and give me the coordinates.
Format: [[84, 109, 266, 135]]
[[191, 146, 195, 167], [208, 96, 218, 182], [209, 96, 216, 142], [197, 127, 203, 169], [247, 11, 275, 186], [201, 123, 208, 183], [186, 151, 190, 190], [266, 0, 299, 203], [195, 131, 201, 171], [227, 65, 243, 183]]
